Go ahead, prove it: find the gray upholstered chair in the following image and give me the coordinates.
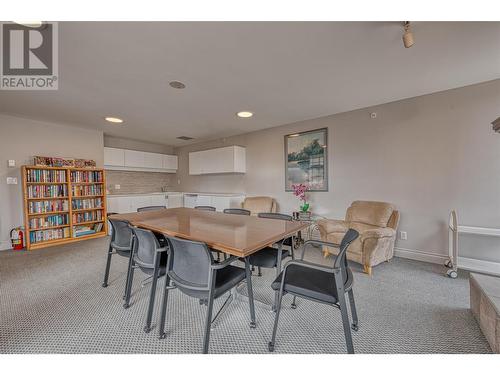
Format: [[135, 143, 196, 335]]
[[223, 208, 251, 215], [124, 226, 168, 334], [195, 206, 216, 211], [158, 236, 256, 354], [102, 219, 134, 298], [268, 229, 360, 354], [137, 206, 166, 212]]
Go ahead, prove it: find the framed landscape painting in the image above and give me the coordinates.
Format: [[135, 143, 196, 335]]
[[285, 128, 328, 191]]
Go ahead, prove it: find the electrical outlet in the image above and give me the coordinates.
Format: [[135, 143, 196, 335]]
[[114, 184, 121, 190], [400, 231, 407, 240], [177, 179, 181, 185], [6, 177, 18, 185], [8, 160, 15, 167]]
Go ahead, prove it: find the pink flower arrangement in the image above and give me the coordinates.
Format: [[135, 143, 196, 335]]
[[292, 183, 310, 212]]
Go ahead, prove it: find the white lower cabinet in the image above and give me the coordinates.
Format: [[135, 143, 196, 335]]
[[108, 193, 244, 214]]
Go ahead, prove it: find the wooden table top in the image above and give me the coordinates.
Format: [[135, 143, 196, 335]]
[[110, 207, 309, 257]]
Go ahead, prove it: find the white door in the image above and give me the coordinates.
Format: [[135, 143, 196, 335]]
[[212, 196, 230, 211], [162, 155, 178, 171], [167, 194, 183, 208], [143, 152, 163, 169], [189, 152, 202, 175], [104, 147, 125, 167], [124, 150, 145, 168], [150, 194, 167, 207], [196, 195, 212, 207], [184, 194, 198, 208]]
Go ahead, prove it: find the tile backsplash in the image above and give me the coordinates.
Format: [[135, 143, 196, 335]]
[[105, 170, 174, 194]]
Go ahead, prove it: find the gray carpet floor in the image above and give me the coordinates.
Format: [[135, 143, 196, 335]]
[[0, 237, 491, 354]]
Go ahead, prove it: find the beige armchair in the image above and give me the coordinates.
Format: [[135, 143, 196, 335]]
[[242, 196, 277, 216], [317, 201, 400, 275]]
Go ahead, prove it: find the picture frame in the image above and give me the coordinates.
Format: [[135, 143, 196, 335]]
[[284, 127, 328, 191]]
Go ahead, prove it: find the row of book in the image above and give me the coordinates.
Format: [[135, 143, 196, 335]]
[[29, 214, 69, 230], [73, 223, 103, 238], [26, 169, 67, 183], [72, 198, 103, 210], [72, 185, 103, 197], [30, 227, 70, 244], [27, 185, 68, 199], [72, 210, 103, 223], [70, 170, 103, 183], [28, 199, 69, 214]]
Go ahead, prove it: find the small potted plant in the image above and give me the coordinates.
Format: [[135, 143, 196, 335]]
[[292, 183, 311, 219]]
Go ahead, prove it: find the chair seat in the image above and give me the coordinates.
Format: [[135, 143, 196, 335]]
[[176, 265, 246, 299], [249, 247, 289, 268], [282, 237, 293, 247], [271, 264, 339, 304], [110, 241, 131, 255]]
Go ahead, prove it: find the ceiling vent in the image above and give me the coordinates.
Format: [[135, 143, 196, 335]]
[[177, 136, 194, 140], [492, 117, 500, 133]]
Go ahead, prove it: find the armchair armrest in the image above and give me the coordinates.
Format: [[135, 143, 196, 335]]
[[360, 227, 396, 241], [317, 219, 349, 234]]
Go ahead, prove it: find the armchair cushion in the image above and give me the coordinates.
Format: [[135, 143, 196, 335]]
[[360, 227, 396, 241], [242, 196, 277, 216], [347, 201, 395, 228], [317, 219, 348, 234]]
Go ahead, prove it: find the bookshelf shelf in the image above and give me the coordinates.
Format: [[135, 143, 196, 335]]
[[29, 224, 70, 232], [72, 208, 104, 212], [28, 211, 69, 216], [22, 166, 108, 250]]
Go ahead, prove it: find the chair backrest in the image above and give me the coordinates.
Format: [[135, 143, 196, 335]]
[[129, 226, 162, 269], [108, 218, 133, 250], [346, 201, 395, 228], [333, 229, 359, 283], [223, 208, 251, 215], [166, 236, 214, 291], [137, 206, 166, 212], [195, 206, 216, 211], [242, 196, 277, 215], [257, 212, 292, 221]]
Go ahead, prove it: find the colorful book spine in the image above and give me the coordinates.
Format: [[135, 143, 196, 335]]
[[28, 199, 69, 214], [27, 184, 68, 198], [26, 169, 66, 183], [70, 171, 103, 183], [71, 198, 103, 210], [29, 227, 70, 243], [29, 214, 69, 229], [72, 210, 103, 223], [71, 184, 103, 197]]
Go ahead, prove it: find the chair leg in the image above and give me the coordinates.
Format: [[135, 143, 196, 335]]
[[338, 290, 355, 354], [268, 288, 284, 352], [257, 266, 262, 276], [348, 289, 359, 331], [158, 275, 170, 339], [244, 258, 256, 328], [273, 243, 283, 311], [123, 248, 134, 299], [290, 243, 297, 309], [123, 259, 135, 309], [102, 244, 113, 287], [202, 288, 215, 354], [144, 255, 161, 333], [363, 265, 372, 276]]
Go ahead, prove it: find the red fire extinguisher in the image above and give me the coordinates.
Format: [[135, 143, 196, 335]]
[[10, 227, 24, 250]]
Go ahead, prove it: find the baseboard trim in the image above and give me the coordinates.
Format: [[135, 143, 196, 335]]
[[0, 240, 11, 251], [458, 256, 500, 276], [394, 247, 447, 265]]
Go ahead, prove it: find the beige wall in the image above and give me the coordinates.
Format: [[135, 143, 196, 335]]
[[104, 135, 174, 154], [175, 80, 500, 261], [0, 114, 104, 249]]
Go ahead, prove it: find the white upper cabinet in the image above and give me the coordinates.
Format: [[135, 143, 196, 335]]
[[189, 146, 246, 175], [103, 147, 125, 167], [104, 147, 177, 173], [162, 155, 178, 170]]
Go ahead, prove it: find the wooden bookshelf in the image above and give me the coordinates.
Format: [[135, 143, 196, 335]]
[[22, 166, 108, 250]]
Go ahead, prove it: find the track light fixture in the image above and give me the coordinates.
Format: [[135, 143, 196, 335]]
[[402, 21, 414, 48]]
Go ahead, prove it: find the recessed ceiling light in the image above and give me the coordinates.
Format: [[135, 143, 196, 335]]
[[237, 111, 253, 118], [104, 117, 124, 124], [169, 81, 186, 89]]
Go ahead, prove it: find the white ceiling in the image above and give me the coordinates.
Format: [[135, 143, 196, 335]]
[[1, 22, 499, 146]]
